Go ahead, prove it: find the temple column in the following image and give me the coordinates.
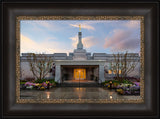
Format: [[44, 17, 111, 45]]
[[99, 65, 105, 83], [55, 65, 61, 83]]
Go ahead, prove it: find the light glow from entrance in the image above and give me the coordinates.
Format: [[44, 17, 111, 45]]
[[74, 69, 86, 80]]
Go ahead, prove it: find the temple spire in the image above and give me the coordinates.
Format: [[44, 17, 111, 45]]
[[77, 25, 83, 49]]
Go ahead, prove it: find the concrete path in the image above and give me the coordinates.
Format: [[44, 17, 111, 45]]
[[20, 87, 141, 100]]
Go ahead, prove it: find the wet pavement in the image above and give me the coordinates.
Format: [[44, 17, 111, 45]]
[[20, 87, 141, 100]]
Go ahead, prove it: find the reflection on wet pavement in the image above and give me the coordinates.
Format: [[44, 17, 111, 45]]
[[20, 87, 141, 100]]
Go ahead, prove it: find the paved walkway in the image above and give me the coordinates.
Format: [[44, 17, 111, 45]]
[[63, 80, 96, 83], [61, 80, 99, 87], [20, 87, 141, 100]]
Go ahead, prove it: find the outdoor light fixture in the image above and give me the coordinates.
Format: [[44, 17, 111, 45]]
[[110, 95, 113, 99], [46, 92, 50, 99], [109, 92, 113, 99]]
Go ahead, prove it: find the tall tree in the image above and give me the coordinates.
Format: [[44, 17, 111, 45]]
[[27, 53, 53, 80], [109, 52, 139, 82]]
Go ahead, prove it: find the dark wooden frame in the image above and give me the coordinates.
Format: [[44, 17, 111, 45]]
[[1, 0, 159, 118]]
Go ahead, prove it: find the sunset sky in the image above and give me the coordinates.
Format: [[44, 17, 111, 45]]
[[20, 20, 140, 55]]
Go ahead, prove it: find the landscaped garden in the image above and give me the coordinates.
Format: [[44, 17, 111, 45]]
[[20, 78, 58, 90], [102, 78, 140, 95]]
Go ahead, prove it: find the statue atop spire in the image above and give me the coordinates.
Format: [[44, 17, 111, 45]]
[[79, 24, 81, 32]]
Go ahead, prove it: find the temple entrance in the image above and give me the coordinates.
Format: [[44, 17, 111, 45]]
[[61, 65, 100, 87], [74, 69, 86, 80]]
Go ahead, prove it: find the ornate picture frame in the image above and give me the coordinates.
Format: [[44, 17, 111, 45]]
[[2, 1, 159, 118], [16, 16, 144, 104]]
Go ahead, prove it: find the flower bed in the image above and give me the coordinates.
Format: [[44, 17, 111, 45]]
[[20, 79, 57, 90], [116, 83, 140, 95], [102, 80, 140, 95]]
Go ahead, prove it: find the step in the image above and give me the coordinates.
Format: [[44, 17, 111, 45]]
[[59, 83, 102, 87]]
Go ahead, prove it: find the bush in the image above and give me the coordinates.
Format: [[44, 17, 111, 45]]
[[113, 82, 119, 88], [25, 82, 35, 86], [20, 82, 26, 85], [122, 80, 133, 84], [103, 83, 109, 87], [46, 79, 57, 84], [20, 80, 27, 82], [35, 79, 46, 83], [24, 77, 35, 82], [35, 78, 56, 83], [34, 78, 58, 88], [102, 80, 120, 84], [40, 86, 45, 90]]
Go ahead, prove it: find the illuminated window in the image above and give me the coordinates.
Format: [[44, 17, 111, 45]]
[[119, 70, 121, 74], [112, 70, 122, 74], [108, 70, 112, 74]]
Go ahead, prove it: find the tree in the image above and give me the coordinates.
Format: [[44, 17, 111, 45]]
[[27, 53, 53, 80], [109, 52, 139, 82]]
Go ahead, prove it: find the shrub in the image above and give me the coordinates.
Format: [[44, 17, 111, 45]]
[[103, 83, 109, 87], [113, 82, 119, 88], [122, 80, 133, 84], [35, 79, 46, 83], [40, 87, 45, 90], [52, 82, 56, 86], [46, 79, 56, 84], [103, 80, 120, 84], [42, 82, 47, 87], [35, 78, 56, 83], [24, 77, 35, 82], [25, 82, 35, 86], [20, 82, 26, 85]]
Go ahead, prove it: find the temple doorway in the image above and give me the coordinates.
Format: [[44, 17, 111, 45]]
[[61, 65, 100, 87], [74, 68, 86, 80], [61, 65, 99, 83]]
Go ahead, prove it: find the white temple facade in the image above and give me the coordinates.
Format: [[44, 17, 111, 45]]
[[20, 26, 140, 84]]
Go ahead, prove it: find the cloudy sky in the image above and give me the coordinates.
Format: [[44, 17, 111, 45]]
[[20, 20, 140, 55]]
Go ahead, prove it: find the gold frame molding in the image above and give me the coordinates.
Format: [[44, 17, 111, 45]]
[[16, 16, 144, 103]]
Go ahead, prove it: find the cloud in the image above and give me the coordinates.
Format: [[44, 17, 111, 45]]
[[37, 21, 51, 28], [21, 20, 141, 54], [104, 29, 140, 52], [70, 24, 95, 30], [70, 35, 98, 49], [83, 36, 99, 48], [20, 34, 72, 54], [124, 20, 140, 29], [21, 20, 62, 32], [70, 35, 78, 49]]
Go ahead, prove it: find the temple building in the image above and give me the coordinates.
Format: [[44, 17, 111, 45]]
[[20, 25, 140, 84]]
